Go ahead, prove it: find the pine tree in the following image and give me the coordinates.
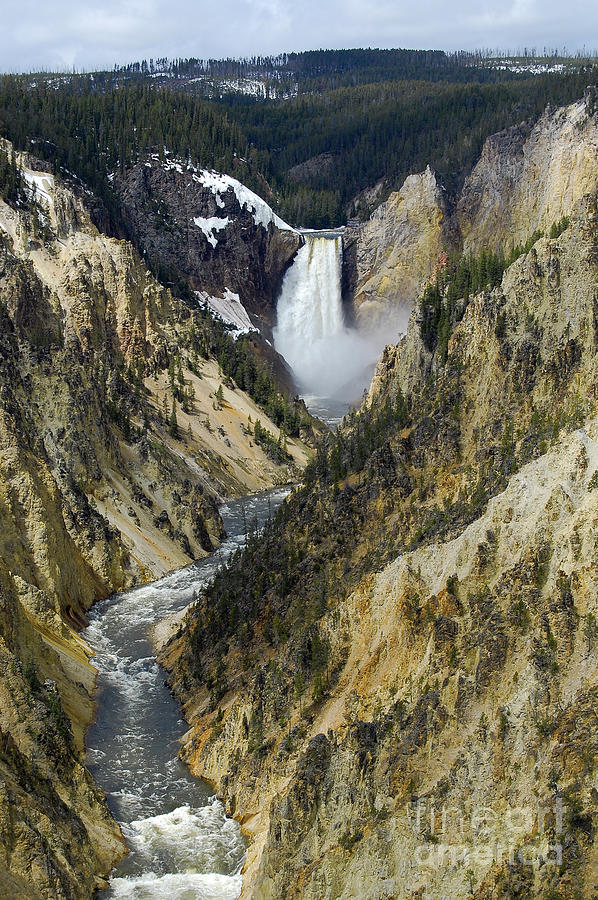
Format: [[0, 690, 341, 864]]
[[176, 354, 185, 387], [169, 398, 178, 438]]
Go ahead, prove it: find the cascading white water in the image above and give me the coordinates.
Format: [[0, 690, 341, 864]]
[[274, 231, 394, 412], [85, 490, 290, 900], [275, 232, 344, 353], [274, 232, 346, 397]]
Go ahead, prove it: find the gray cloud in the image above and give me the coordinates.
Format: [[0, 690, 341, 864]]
[[1, 0, 597, 73]]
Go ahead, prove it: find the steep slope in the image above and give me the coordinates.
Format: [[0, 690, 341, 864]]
[[0, 147, 312, 898], [457, 91, 598, 253], [347, 87, 598, 329], [163, 189, 598, 898], [345, 166, 453, 328]]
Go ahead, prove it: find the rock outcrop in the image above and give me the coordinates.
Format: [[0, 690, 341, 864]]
[[114, 157, 302, 327], [347, 166, 453, 329], [347, 88, 598, 331], [458, 90, 598, 253]]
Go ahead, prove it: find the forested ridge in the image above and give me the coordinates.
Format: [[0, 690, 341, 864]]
[[0, 79, 259, 231], [114, 47, 594, 92], [0, 52, 596, 227], [224, 72, 597, 222]]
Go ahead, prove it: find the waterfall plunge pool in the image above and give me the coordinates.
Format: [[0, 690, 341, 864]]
[[85, 488, 290, 900]]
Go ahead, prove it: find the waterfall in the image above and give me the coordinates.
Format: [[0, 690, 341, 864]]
[[274, 232, 344, 380], [274, 231, 384, 402]]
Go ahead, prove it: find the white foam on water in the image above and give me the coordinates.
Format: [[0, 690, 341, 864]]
[[108, 871, 242, 900], [121, 802, 245, 877], [86, 489, 291, 899]]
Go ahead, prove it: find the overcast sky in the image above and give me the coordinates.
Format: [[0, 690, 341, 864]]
[[2, 0, 597, 73]]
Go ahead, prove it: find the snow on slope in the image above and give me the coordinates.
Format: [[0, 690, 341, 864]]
[[143, 152, 297, 233], [23, 171, 54, 207], [195, 289, 257, 338], [193, 169, 296, 232], [192, 216, 230, 248]]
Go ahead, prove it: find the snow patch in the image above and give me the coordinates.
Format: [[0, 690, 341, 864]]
[[163, 160, 184, 174], [23, 171, 54, 207], [195, 289, 257, 338], [194, 169, 296, 232], [146, 151, 185, 176], [490, 60, 567, 75], [145, 152, 296, 229], [192, 216, 230, 248]]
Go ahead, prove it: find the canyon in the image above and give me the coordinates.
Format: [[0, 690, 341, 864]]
[[0, 143, 312, 897], [162, 92, 598, 900], [1, 85, 598, 900]]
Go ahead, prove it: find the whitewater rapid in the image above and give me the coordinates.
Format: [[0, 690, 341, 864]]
[[85, 489, 289, 900]]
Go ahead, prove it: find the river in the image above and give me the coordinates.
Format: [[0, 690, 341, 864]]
[[85, 488, 291, 900]]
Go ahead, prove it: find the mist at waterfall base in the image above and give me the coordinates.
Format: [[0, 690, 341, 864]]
[[273, 232, 408, 416]]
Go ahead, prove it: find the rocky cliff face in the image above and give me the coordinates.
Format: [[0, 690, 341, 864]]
[[164, 185, 598, 898], [347, 87, 598, 330], [347, 166, 453, 329], [114, 157, 302, 328], [458, 90, 598, 254], [0, 148, 312, 898]]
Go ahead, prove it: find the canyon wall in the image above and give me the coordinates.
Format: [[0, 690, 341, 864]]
[[346, 87, 598, 331], [0, 149, 311, 897], [346, 166, 453, 328], [114, 158, 302, 328], [165, 188, 598, 898]]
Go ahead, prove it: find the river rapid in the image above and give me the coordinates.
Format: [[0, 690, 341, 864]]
[[85, 488, 290, 900]]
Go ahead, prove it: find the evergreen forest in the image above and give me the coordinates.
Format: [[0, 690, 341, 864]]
[[0, 49, 597, 228]]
